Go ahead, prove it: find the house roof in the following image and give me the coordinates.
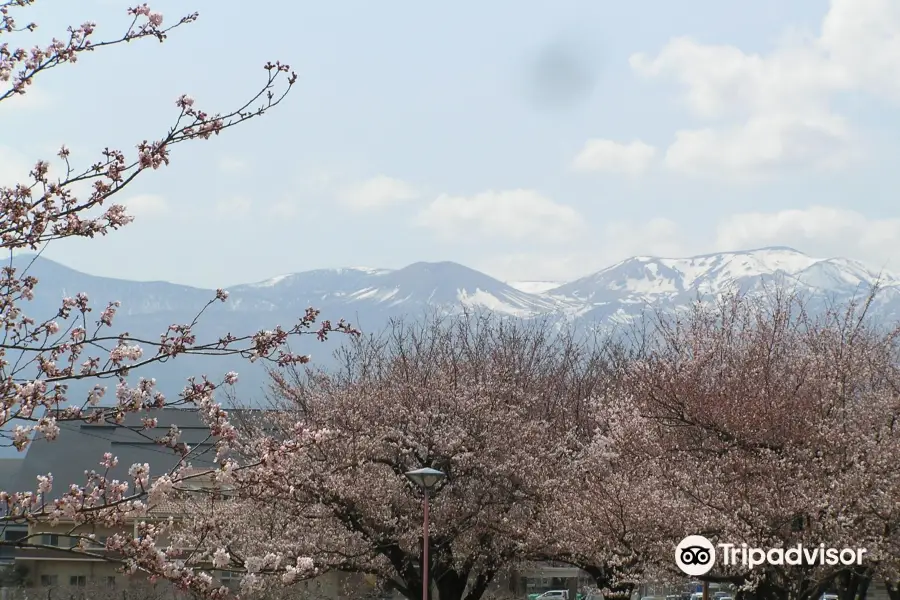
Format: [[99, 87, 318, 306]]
[[9, 408, 244, 496]]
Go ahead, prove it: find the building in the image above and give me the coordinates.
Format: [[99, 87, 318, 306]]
[[507, 563, 593, 596], [2, 408, 371, 599], [1, 409, 214, 596], [0, 409, 609, 599], [10, 409, 889, 600], [0, 458, 27, 568]]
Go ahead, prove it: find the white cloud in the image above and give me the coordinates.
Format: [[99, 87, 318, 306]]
[[414, 189, 585, 243], [216, 196, 251, 218], [124, 194, 169, 217], [818, 0, 900, 102], [571, 139, 656, 176], [630, 0, 900, 179], [477, 206, 900, 282], [714, 206, 900, 267], [477, 217, 685, 281], [338, 175, 418, 211], [665, 113, 857, 180]]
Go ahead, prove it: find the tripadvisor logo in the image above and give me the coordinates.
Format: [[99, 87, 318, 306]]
[[676, 535, 716, 576], [675, 536, 868, 575]]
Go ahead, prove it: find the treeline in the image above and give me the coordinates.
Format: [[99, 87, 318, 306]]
[[183, 290, 900, 600]]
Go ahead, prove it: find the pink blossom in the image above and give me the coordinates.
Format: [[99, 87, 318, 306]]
[[0, 0, 346, 593], [36, 474, 52, 495], [212, 548, 230, 569]]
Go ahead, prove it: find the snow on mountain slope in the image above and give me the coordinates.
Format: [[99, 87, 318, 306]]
[[19, 247, 900, 406], [21, 247, 900, 325], [231, 262, 568, 316], [548, 247, 896, 307], [793, 258, 899, 290], [229, 267, 397, 310], [341, 262, 567, 316]]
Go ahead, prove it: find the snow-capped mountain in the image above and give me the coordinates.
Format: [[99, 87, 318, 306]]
[[231, 261, 567, 317], [550, 246, 820, 301], [10, 247, 899, 401], [548, 247, 899, 317], [14, 246, 898, 326]]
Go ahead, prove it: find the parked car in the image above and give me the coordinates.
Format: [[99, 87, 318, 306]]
[[527, 591, 583, 600], [529, 591, 566, 600]]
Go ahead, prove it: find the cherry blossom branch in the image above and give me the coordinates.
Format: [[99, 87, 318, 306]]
[[0, 3, 196, 103], [0, 1, 364, 594]]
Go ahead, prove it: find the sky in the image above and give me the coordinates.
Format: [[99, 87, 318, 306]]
[[2, 0, 899, 288]]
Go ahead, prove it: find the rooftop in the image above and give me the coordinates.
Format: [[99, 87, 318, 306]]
[[8, 408, 236, 496]]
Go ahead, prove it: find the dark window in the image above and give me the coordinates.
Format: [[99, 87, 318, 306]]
[[0, 530, 25, 559], [69, 575, 86, 586], [40, 575, 58, 586], [4, 530, 27, 541], [40, 534, 59, 546], [106, 576, 116, 587]]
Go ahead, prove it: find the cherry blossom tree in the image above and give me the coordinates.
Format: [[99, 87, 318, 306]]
[[163, 290, 900, 600], [527, 394, 678, 600], [190, 313, 604, 600], [0, 1, 356, 596], [515, 337, 654, 600], [612, 291, 900, 600]]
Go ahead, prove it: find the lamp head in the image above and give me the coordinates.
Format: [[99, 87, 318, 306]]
[[405, 467, 446, 490]]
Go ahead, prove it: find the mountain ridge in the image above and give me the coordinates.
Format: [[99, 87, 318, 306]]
[[6, 246, 899, 403], [12, 247, 899, 317]]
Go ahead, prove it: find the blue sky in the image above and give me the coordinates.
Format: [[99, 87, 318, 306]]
[[2, 0, 899, 287]]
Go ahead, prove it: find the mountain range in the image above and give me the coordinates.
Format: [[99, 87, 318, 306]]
[[8, 247, 899, 403]]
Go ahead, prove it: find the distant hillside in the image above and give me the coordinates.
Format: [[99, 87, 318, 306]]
[[6, 247, 896, 406]]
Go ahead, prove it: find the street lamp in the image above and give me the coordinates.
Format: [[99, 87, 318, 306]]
[[405, 467, 446, 600]]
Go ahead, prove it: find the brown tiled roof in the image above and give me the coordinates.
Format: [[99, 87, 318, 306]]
[[145, 470, 234, 517], [147, 497, 191, 516]]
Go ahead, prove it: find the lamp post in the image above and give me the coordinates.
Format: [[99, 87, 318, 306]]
[[405, 467, 446, 600]]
